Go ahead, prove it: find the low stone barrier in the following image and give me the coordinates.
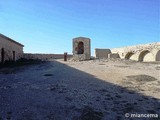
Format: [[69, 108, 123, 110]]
[[23, 53, 73, 60]]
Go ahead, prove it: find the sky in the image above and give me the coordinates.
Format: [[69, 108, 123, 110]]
[[0, 0, 159, 55]]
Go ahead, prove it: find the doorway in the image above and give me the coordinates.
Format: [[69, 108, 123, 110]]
[[13, 51, 16, 61], [1, 48, 4, 63]]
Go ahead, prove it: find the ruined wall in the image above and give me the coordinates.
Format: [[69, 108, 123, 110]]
[[111, 42, 160, 61], [95, 49, 111, 58], [108, 53, 120, 59], [23, 53, 73, 60], [0, 35, 24, 63], [73, 37, 91, 60]]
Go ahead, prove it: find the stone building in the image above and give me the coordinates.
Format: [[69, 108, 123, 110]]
[[95, 49, 111, 58], [72, 37, 91, 60], [0, 34, 24, 63], [95, 48, 120, 59]]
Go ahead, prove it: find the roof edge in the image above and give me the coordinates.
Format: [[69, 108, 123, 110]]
[[0, 33, 24, 47], [73, 37, 91, 40]]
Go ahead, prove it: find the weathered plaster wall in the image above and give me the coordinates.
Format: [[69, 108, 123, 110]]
[[0, 35, 23, 63]]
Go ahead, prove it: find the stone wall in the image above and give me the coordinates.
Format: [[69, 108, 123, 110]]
[[72, 37, 91, 60], [108, 53, 120, 59], [23, 53, 73, 60], [95, 49, 111, 58], [0, 34, 24, 63], [111, 42, 160, 61]]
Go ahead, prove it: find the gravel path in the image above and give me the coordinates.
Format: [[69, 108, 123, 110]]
[[0, 59, 160, 120]]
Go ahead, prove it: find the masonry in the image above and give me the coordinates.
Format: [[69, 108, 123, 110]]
[[111, 42, 160, 62], [1, 34, 159, 62], [95, 49, 111, 58], [23, 53, 73, 60], [72, 37, 91, 60], [0, 34, 24, 63], [95, 42, 160, 62]]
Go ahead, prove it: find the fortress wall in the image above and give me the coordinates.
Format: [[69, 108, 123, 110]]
[[23, 53, 73, 60]]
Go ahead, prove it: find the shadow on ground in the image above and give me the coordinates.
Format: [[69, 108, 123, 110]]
[[0, 60, 159, 120]]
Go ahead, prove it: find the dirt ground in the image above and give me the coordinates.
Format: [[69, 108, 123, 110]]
[[0, 59, 160, 120]]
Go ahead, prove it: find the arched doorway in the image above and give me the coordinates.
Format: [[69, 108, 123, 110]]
[[77, 41, 84, 54], [138, 50, 151, 62], [125, 52, 134, 60], [1, 48, 4, 63]]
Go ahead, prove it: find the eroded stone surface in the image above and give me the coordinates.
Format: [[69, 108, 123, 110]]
[[72, 37, 91, 61]]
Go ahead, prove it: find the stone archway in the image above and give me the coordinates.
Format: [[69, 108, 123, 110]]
[[77, 41, 84, 54], [125, 52, 134, 60], [138, 50, 152, 62]]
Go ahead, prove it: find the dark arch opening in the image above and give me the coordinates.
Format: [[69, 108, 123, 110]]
[[77, 42, 84, 54], [1, 48, 5, 63], [155, 50, 160, 61], [125, 52, 134, 59], [138, 50, 150, 62]]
